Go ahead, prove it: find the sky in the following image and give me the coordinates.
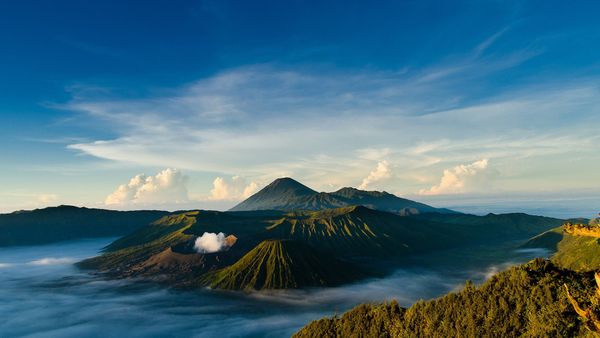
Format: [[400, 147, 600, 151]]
[[0, 0, 599, 217]]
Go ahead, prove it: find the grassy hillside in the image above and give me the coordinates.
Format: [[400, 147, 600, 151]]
[[199, 240, 363, 290], [294, 259, 595, 337], [552, 234, 600, 272], [523, 224, 600, 272], [0, 205, 168, 247]]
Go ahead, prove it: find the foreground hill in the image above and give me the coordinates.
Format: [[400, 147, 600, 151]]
[[0, 205, 168, 247], [294, 259, 594, 337], [199, 240, 363, 290], [230, 177, 455, 215]]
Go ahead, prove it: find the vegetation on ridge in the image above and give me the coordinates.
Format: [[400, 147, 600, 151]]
[[523, 220, 600, 272], [294, 259, 595, 337]]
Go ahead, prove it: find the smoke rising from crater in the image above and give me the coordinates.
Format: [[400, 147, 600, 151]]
[[194, 232, 233, 253]]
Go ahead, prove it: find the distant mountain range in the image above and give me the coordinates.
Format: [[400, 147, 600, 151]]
[[230, 177, 456, 215], [0, 205, 167, 247]]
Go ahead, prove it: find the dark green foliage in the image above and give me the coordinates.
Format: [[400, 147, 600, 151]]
[[294, 259, 594, 338], [0, 205, 167, 247], [230, 177, 454, 215], [199, 240, 364, 290], [296, 302, 405, 338]]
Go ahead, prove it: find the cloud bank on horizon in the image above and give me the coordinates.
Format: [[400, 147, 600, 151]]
[[1, 1, 599, 215]]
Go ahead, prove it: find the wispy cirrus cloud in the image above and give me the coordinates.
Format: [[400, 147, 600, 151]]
[[61, 54, 600, 197]]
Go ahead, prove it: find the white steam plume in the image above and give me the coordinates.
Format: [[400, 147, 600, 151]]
[[194, 232, 233, 253]]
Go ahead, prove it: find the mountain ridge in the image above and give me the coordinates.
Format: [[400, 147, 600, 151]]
[[0, 205, 168, 247], [230, 177, 455, 215]]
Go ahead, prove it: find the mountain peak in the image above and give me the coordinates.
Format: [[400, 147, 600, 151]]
[[229, 177, 317, 212], [264, 177, 316, 194], [230, 177, 455, 215]]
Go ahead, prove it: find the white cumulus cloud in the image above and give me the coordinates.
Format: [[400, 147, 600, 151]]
[[420, 159, 494, 195], [359, 161, 392, 190], [105, 168, 189, 206], [209, 176, 259, 201]]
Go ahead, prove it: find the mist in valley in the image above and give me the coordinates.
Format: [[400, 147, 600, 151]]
[[0, 239, 549, 338]]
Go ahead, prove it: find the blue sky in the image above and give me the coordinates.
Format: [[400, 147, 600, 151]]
[[1, 0, 599, 217]]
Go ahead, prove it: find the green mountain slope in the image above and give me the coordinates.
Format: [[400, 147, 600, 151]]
[[199, 239, 363, 290], [77, 211, 198, 271], [230, 177, 455, 215], [0, 205, 168, 247], [552, 234, 600, 271], [294, 259, 594, 337], [265, 206, 459, 256], [523, 223, 600, 272]]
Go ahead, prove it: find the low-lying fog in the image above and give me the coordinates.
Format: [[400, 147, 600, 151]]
[[0, 239, 549, 338]]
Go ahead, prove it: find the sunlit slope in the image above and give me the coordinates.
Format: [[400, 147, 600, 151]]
[[552, 234, 600, 271], [524, 223, 600, 272], [199, 239, 363, 290], [294, 259, 595, 337]]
